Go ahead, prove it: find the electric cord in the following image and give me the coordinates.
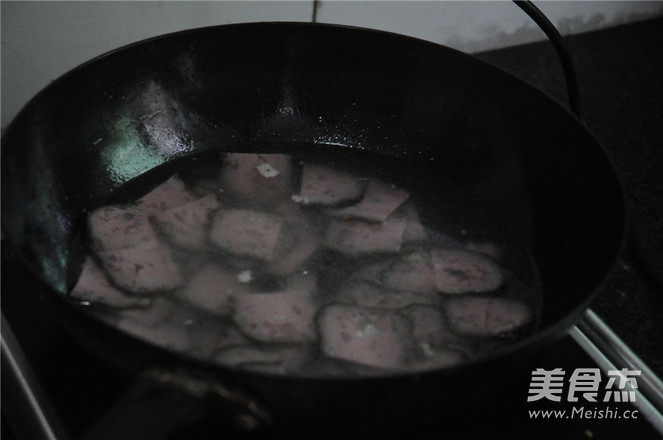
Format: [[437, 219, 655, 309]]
[[513, 0, 585, 122]]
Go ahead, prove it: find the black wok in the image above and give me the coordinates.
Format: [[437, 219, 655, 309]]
[[1, 22, 625, 437]]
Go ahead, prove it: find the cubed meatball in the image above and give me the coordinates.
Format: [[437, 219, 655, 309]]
[[431, 248, 504, 294], [88, 205, 156, 252], [319, 304, 413, 369], [400, 305, 460, 346], [445, 297, 532, 336], [359, 251, 436, 294], [331, 180, 408, 222], [152, 194, 220, 250], [233, 290, 318, 343], [70, 256, 151, 308], [97, 242, 184, 294], [174, 264, 247, 316], [209, 209, 284, 261], [295, 164, 365, 206], [136, 175, 195, 215], [324, 213, 408, 254], [221, 153, 293, 208]]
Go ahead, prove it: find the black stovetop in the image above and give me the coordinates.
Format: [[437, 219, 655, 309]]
[[3, 16, 663, 440]]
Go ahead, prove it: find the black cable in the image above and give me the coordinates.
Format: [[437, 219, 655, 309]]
[[513, 0, 585, 122], [312, 0, 320, 23]]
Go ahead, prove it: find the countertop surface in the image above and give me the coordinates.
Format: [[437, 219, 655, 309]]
[[476, 16, 663, 378]]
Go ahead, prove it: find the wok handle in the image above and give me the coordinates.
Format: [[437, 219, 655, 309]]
[[570, 308, 663, 434], [141, 367, 273, 432], [76, 367, 273, 439], [513, 1, 584, 121]]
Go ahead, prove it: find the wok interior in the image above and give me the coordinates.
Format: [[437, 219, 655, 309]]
[[1, 23, 624, 351]]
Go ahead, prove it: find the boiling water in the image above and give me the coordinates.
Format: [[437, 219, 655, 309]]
[[70, 145, 542, 377]]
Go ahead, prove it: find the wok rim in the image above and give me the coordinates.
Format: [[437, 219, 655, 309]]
[[0, 21, 628, 383]]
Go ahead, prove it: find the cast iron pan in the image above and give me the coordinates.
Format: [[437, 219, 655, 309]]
[[1, 22, 625, 437]]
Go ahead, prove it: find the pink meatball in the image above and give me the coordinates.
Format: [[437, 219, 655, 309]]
[[319, 304, 413, 370], [431, 248, 504, 294]]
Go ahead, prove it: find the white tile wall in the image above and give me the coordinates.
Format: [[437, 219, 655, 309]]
[[2, 1, 662, 130], [316, 1, 663, 53], [1, 1, 313, 130]]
